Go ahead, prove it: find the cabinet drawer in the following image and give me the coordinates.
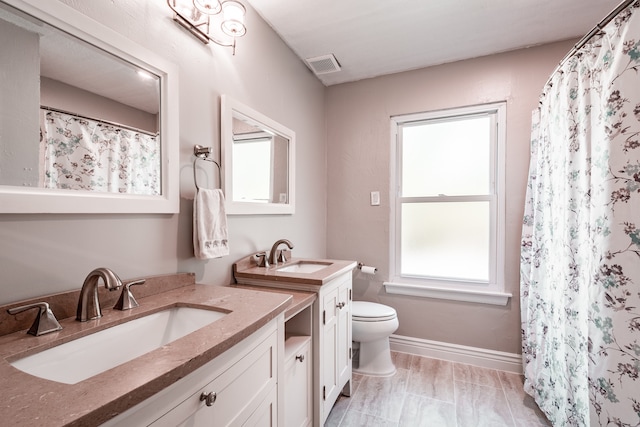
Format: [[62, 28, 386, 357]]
[[284, 335, 311, 362], [151, 330, 277, 427]]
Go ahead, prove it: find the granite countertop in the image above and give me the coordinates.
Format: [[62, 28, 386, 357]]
[[0, 275, 291, 427], [233, 256, 357, 289]]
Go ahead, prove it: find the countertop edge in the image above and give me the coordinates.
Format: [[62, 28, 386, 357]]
[[231, 284, 316, 320], [233, 257, 357, 287]]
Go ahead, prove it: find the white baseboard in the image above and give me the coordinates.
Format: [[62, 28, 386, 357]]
[[389, 334, 523, 374]]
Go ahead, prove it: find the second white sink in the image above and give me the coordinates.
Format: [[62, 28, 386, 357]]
[[276, 261, 331, 273], [10, 306, 226, 384]]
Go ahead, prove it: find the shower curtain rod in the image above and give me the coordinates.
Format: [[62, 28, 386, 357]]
[[41, 105, 158, 137], [543, 0, 636, 89]]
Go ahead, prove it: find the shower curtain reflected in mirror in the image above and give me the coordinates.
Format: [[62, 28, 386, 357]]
[[521, 1, 640, 425], [41, 110, 160, 195]]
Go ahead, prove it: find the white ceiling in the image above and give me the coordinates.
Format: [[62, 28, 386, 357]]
[[246, 0, 623, 86]]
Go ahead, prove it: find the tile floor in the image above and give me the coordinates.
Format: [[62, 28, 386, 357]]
[[324, 351, 551, 427]]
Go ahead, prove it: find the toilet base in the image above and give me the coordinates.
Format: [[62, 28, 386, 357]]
[[353, 338, 396, 377]]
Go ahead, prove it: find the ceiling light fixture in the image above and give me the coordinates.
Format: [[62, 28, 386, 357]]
[[167, 0, 246, 54]]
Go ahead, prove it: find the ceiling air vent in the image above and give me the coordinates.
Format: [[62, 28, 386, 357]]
[[305, 54, 341, 75]]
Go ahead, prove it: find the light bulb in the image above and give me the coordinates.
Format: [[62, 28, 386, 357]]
[[221, 1, 246, 37], [194, 0, 221, 15]]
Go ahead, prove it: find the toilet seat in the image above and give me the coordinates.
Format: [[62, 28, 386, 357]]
[[352, 301, 397, 322]]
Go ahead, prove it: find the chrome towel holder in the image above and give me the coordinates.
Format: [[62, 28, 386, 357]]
[[193, 145, 222, 190]]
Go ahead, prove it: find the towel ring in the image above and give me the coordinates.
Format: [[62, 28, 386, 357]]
[[193, 145, 222, 191]]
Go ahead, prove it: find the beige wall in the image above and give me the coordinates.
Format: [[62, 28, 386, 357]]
[[0, 0, 327, 304], [41, 78, 158, 133], [325, 40, 575, 354]]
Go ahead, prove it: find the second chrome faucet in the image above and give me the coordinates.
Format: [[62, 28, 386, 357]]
[[255, 239, 295, 268], [269, 239, 294, 265]]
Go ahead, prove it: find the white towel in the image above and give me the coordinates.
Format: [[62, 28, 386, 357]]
[[193, 188, 229, 259]]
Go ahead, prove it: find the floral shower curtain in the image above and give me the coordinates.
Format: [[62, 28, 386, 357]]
[[520, 2, 640, 425], [41, 110, 160, 195]]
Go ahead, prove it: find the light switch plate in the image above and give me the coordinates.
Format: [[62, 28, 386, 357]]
[[370, 191, 380, 206]]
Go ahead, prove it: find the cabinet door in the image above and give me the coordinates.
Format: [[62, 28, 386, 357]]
[[152, 331, 277, 427], [321, 286, 339, 417], [336, 281, 351, 390], [284, 338, 312, 427], [239, 386, 277, 427]]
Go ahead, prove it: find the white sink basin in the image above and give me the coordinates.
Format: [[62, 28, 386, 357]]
[[277, 261, 330, 274], [10, 306, 226, 384]]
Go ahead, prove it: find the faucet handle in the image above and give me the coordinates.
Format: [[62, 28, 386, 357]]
[[114, 279, 145, 311], [254, 252, 270, 268], [277, 249, 291, 263], [7, 302, 63, 336]]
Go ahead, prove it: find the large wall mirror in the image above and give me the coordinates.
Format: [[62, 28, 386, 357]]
[[0, 0, 179, 213], [221, 95, 295, 215]]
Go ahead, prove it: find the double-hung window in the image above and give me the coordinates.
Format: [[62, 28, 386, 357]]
[[385, 102, 510, 305]]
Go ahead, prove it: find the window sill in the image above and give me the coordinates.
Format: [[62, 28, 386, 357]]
[[383, 281, 512, 306]]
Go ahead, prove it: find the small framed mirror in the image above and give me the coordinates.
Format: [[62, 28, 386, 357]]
[[221, 95, 295, 215]]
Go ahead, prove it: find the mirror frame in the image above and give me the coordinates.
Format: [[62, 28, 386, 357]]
[[221, 95, 296, 215], [0, 0, 179, 214]]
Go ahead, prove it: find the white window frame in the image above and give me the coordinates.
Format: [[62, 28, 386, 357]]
[[384, 102, 511, 305]]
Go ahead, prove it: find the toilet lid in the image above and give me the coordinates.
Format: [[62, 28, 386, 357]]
[[352, 301, 397, 321]]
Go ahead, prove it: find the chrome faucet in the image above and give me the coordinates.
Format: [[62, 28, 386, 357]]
[[269, 239, 294, 265], [76, 267, 123, 322]]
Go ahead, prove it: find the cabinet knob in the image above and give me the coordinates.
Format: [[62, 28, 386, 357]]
[[336, 302, 346, 309], [296, 354, 305, 362], [200, 391, 217, 407]]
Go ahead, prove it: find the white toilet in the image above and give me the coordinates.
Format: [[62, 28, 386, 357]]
[[352, 301, 399, 376]]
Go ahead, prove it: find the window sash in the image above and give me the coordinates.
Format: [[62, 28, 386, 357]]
[[390, 102, 506, 296], [398, 196, 497, 284], [399, 113, 495, 198]]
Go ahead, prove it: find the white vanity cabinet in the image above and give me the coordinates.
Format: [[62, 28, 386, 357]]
[[233, 259, 356, 427], [101, 316, 283, 427], [317, 273, 352, 424]]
